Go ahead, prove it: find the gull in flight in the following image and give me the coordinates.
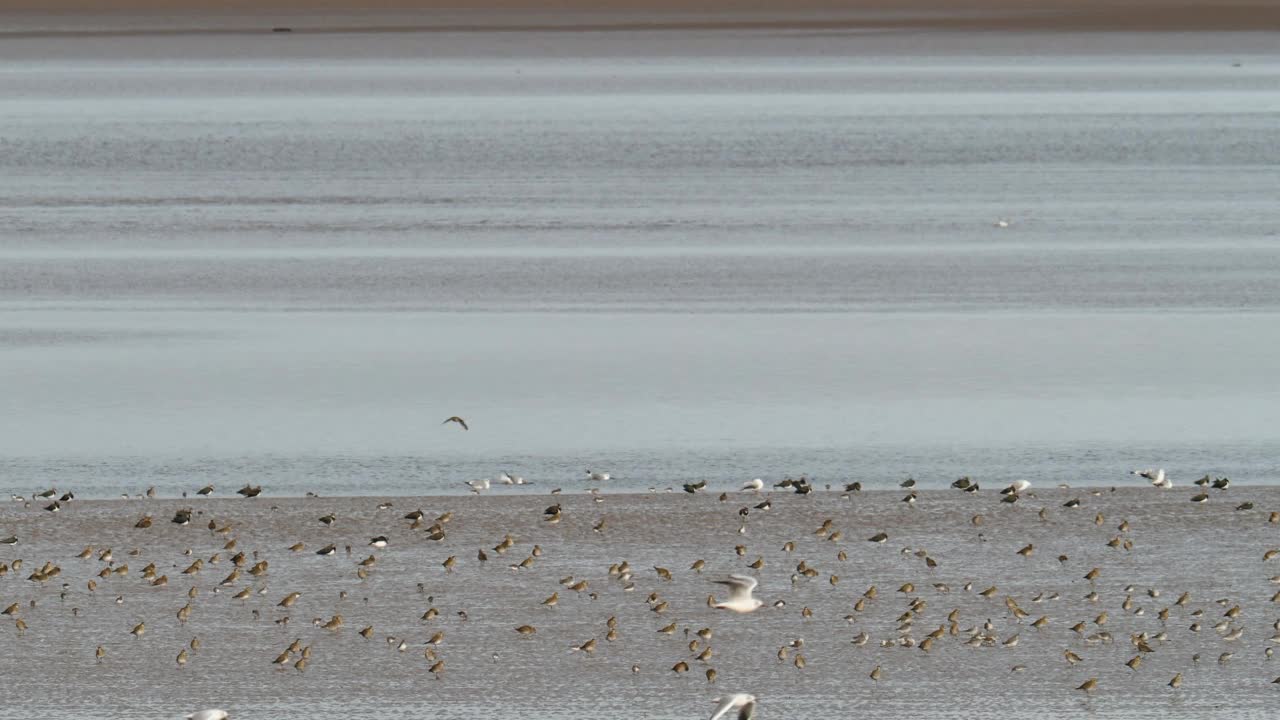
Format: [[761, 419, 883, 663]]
[[711, 575, 763, 613], [1000, 479, 1031, 495], [1132, 468, 1171, 488], [186, 711, 229, 720], [500, 472, 529, 485], [710, 693, 757, 720], [464, 478, 490, 494], [442, 416, 469, 431]]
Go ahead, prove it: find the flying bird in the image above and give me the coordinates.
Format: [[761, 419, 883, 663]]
[[711, 575, 763, 613], [710, 693, 757, 720], [442, 416, 469, 431], [1001, 480, 1031, 495], [1132, 468, 1171, 488]]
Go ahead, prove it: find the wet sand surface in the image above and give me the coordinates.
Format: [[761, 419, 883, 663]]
[[2, 485, 1278, 719]]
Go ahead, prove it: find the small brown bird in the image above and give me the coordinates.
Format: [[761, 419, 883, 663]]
[[516, 625, 537, 636], [573, 638, 597, 654], [1076, 678, 1098, 693], [1169, 673, 1183, 688], [442, 416, 469, 431]]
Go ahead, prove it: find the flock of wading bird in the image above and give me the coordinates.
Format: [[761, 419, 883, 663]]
[[1, 464, 1278, 719]]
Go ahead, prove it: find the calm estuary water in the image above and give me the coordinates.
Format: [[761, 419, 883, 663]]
[[1, 28, 1278, 497]]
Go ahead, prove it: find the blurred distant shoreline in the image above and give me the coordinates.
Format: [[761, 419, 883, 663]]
[[0, 1, 1277, 34]]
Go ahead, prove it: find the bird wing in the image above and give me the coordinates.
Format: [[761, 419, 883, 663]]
[[739, 700, 757, 720], [720, 575, 758, 600], [709, 697, 737, 720]]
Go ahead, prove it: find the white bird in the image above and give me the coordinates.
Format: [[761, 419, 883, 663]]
[[464, 478, 490, 494], [994, 219, 1010, 228], [710, 693, 757, 720], [1001, 479, 1031, 495], [1133, 468, 1171, 488], [712, 575, 763, 613], [186, 711, 229, 720], [742, 479, 764, 492], [500, 472, 528, 485], [586, 470, 611, 482]]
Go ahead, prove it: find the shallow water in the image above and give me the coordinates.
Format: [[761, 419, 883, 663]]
[[1, 29, 1279, 497], [0, 488, 1277, 719]]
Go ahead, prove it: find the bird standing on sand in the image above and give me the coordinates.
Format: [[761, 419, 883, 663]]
[[442, 416, 468, 430], [711, 575, 763, 613]]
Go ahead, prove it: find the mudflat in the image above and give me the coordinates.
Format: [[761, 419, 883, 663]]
[[0, 485, 1275, 719]]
